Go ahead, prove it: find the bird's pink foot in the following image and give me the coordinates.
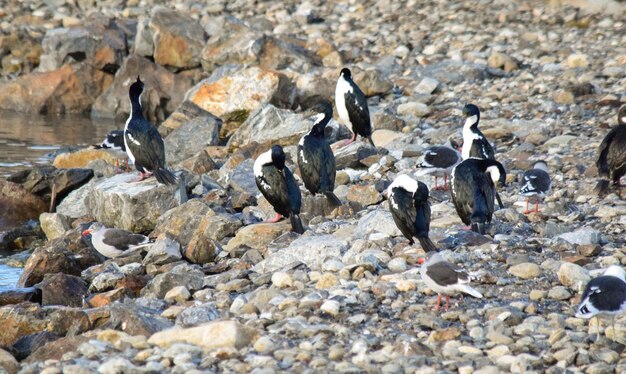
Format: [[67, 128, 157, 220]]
[[460, 225, 472, 231], [266, 213, 284, 223], [135, 171, 152, 182]]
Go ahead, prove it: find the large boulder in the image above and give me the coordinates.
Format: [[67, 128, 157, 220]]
[[85, 173, 180, 232], [149, 7, 206, 69], [0, 63, 111, 114], [151, 199, 211, 247], [17, 243, 82, 288], [91, 55, 194, 123], [227, 104, 316, 149], [0, 180, 48, 228], [164, 112, 222, 165], [35, 273, 88, 307], [186, 67, 296, 119], [200, 17, 262, 71]]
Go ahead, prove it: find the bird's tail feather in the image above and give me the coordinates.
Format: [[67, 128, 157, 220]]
[[595, 179, 610, 197], [367, 136, 376, 148], [418, 237, 438, 253], [290, 214, 305, 234], [154, 167, 177, 185], [459, 285, 483, 299], [324, 192, 342, 207]]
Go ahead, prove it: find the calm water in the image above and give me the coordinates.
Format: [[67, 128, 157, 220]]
[[0, 111, 120, 290]]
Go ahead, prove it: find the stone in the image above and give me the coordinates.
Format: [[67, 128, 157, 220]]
[[148, 321, 258, 350], [428, 327, 461, 342], [577, 244, 601, 257], [371, 130, 404, 147], [552, 90, 575, 105], [164, 286, 191, 304], [414, 77, 439, 94], [39, 213, 71, 241], [152, 199, 211, 248], [316, 273, 339, 289], [11, 331, 60, 361], [0, 348, 18, 374], [133, 17, 153, 56], [149, 7, 206, 69], [86, 288, 126, 308], [334, 142, 378, 169], [488, 52, 519, 72], [356, 209, 403, 239], [271, 272, 293, 288], [200, 18, 262, 70], [557, 263, 591, 292], [548, 286, 571, 300], [175, 303, 221, 327], [52, 148, 117, 169], [164, 113, 221, 165], [0, 180, 48, 228], [565, 53, 589, 68], [142, 263, 204, 299], [254, 336, 275, 354], [85, 173, 179, 232], [228, 159, 258, 196], [0, 63, 109, 114], [227, 104, 321, 149], [558, 229, 600, 245], [91, 55, 193, 123], [187, 67, 295, 120], [508, 263, 541, 280], [0, 288, 40, 306], [397, 102, 431, 117], [254, 235, 347, 273], [353, 69, 393, 96], [98, 357, 137, 373], [35, 273, 88, 307], [184, 234, 220, 265], [18, 243, 82, 288], [226, 222, 291, 252], [108, 302, 173, 337], [320, 300, 341, 316], [346, 184, 381, 206], [143, 237, 182, 266]]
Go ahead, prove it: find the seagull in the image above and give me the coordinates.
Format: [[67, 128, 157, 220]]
[[461, 104, 495, 160], [450, 158, 506, 234], [418, 252, 483, 311], [297, 101, 342, 207], [82, 222, 152, 258], [595, 105, 626, 198], [416, 139, 462, 191], [124, 76, 176, 185], [335, 68, 375, 147], [519, 160, 551, 214], [576, 265, 626, 342], [387, 174, 438, 252], [254, 145, 305, 234]]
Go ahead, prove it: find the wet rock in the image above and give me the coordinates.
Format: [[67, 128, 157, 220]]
[[91, 54, 193, 123], [0, 288, 41, 306], [18, 243, 81, 288], [39, 213, 71, 240], [557, 263, 591, 293], [254, 234, 347, 273], [187, 67, 296, 120], [0, 63, 110, 114], [35, 273, 88, 307], [11, 331, 60, 361], [143, 237, 181, 266], [148, 320, 258, 350], [149, 7, 206, 69], [164, 111, 221, 165], [0, 180, 48, 227], [108, 302, 173, 337], [227, 104, 318, 149], [85, 173, 179, 232], [508, 263, 541, 280]]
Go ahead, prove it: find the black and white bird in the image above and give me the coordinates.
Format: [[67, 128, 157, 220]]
[[576, 265, 626, 341], [595, 105, 626, 198], [461, 104, 495, 160], [387, 174, 437, 252], [335, 68, 375, 147], [416, 139, 462, 191], [254, 145, 305, 234], [519, 160, 551, 214], [450, 158, 506, 234], [94, 129, 128, 172], [82, 222, 152, 258], [124, 77, 176, 185], [418, 252, 483, 311], [297, 101, 342, 207]]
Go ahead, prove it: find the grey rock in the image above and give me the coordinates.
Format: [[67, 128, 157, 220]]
[[108, 302, 173, 336], [133, 17, 153, 56], [356, 209, 403, 239], [143, 237, 182, 266], [557, 229, 600, 245], [85, 173, 179, 232], [141, 263, 204, 298], [152, 199, 211, 248], [227, 159, 257, 196], [164, 113, 222, 165], [39, 213, 71, 241], [35, 273, 88, 307], [149, 7, 206, 69], [254, 235, 347, 273], [334, 142, 378, 169], [175, 303, 221, 327]]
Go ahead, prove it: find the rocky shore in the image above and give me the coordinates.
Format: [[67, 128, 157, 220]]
[[0, 0, 626, 372]]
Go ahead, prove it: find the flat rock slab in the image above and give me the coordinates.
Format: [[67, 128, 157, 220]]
[[148, 320, 257, 350], [85, 173, 179, 232]]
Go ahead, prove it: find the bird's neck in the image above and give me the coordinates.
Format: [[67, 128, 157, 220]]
[[463, 115, 479, 132], [129, 93, 144, 122]]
